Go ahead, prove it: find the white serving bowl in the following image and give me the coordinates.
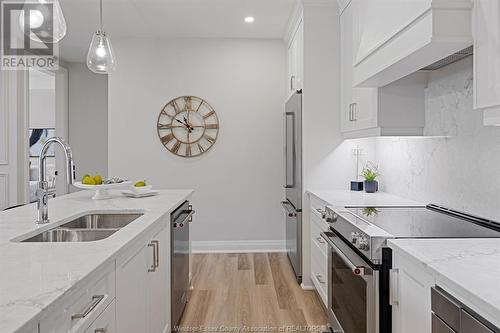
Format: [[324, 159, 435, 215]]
[[132, 185, 153, 193]]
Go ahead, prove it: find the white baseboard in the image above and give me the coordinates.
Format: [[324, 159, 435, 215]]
[[191, 240, 286, 253]]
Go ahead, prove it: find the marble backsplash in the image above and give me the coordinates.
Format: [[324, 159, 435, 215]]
[[326, 57, 500, 221]]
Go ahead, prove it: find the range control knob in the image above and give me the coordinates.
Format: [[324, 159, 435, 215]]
[[326, 212, 338, 223], [357, 237, 370, 251], [350, 232, 360, 244]]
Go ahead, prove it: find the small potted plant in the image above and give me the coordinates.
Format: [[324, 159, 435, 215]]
[[361, 162, 379, 193]]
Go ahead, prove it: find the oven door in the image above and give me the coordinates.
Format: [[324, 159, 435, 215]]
[[321, 232, 379, 333]]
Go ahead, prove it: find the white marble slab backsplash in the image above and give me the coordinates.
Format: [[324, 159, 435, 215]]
[[328, 57, 500, 221]]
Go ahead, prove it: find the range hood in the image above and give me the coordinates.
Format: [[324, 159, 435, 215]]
[[421, 46, 473, 71], [353, 0, 473, 88]]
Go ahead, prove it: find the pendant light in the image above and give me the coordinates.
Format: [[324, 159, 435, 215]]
[[86, 0, 116, 74], [18, 0, 67, 43]]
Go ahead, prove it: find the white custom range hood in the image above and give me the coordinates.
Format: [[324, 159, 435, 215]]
[[352, 0, 473, 88]]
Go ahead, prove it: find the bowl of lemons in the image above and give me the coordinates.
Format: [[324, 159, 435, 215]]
[[73, 174, 131, 200], [132, 180, 153, 193]]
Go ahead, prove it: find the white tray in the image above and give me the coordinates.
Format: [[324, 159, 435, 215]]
[[122, 190, 159, 198], [73, 181, 132, 200]]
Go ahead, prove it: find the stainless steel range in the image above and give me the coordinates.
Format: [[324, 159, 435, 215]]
[[320, 204, 500, 333]]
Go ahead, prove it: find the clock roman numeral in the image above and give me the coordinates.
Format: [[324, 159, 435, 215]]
[[186, 144, 192, 157], [161, 133, 174, 144], [205, 124, 219, 130], [184, 96, 192, 110], [171, 141, 181, 154], [197, 143, 205, 153], [203, 111, 215, 119], [172, 100, 181, 113], [160, 110, 174, 119], [204, 134, 216, 144], [158, 123, 173, 130]]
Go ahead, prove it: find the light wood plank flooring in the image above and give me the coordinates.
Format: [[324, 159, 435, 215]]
[[178, 253, 327, 332]]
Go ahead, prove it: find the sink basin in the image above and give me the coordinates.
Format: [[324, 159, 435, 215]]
[[22, 229, 118, 242], [20, 213, 143, 242], [59, 213, 143, 230]]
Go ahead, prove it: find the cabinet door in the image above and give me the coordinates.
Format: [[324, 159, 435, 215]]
[[287, 20, 303, 98], [350, 0, 378, 130], [473, 0, 500, 117], [116, 244, 148, 333], [392, 256, 433, 333], [287, 39, 296, 97], [340, 3, 355, 132], [147, 226, 170, 333]]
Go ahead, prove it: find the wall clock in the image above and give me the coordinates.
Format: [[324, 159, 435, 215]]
[[157, 96, 219, 157]]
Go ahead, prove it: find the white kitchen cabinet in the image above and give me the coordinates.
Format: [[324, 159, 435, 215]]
[[116, 224, 169, 333], [287, 19, 303, 98], [84, 301, 116, 333], [340, 0, 428, 138], [473, 0, 500, 125], [352, 0, 472, 88], [309, 202, 329, 307], [391, 251, 435, 333]]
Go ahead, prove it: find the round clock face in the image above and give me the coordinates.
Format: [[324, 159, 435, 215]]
[[157, 96, 219, 157]]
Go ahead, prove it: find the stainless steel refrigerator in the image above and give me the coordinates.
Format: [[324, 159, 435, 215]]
[[281, 91, 302, 283]]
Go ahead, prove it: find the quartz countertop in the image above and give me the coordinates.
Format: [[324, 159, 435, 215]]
[[0, 189, 193, 333], [307, 189, 424, 207], [388, 238, 500, 328]]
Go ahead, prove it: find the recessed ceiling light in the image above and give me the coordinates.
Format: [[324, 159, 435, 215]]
[[244, 16, 255, 23]]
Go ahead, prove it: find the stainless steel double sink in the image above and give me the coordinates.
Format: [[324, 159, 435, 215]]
[[22, 213, 143, 242]]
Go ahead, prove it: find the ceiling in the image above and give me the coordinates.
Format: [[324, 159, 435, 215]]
[[58, 0, 296, 62]]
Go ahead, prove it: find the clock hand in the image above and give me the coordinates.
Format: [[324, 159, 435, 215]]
[[176, 118, 193, 133]]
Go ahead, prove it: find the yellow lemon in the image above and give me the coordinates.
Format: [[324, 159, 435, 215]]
[[134, 180, 146, 187], [94, 174, 103, 185]]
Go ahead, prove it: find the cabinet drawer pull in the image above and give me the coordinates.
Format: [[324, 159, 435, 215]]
[[152, 240, 159, 269], [352, 103, 357, 121], [148, 242, 156, 272], [290, 75, 296, 90], [71, 295, 105, 320], [316, 236, 325, 244], [95, 329, 107, 333], [316, 274, 326, 284]]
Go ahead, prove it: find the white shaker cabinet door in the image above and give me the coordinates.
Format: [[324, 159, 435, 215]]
[[474, 0, 500, 125], [116, 244, 148, 333]]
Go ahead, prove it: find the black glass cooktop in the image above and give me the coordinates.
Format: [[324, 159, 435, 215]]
[[345, 205, 500, 238]]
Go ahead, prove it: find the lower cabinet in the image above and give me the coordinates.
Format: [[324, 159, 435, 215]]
[[391, 251, 435, 333], [309, 202, 329, 307], [116, 224, 169, 333]]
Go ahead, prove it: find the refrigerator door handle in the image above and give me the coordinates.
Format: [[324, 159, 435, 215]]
[[283, 112, 295, 189], [281, 201, 297, 217]]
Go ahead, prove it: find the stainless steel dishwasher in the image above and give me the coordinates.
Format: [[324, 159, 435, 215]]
[[171, 201, 194, 329]]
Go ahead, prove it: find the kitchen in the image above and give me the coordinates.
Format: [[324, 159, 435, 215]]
[[1, 0, 500, 333]]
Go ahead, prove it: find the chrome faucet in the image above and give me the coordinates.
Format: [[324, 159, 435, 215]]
[[36, 137, 76, 224]]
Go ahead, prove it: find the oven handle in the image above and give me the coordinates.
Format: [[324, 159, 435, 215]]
[[321, 232, 365, 276]]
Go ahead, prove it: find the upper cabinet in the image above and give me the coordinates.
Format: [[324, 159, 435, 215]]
[[352, 0, 473, 88], [287, 19, 304, 98], [473, 0, 500, 125], [340, 0, 428, 138]]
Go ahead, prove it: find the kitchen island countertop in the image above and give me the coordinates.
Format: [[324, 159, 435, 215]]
[[0, 189, 193, 333]]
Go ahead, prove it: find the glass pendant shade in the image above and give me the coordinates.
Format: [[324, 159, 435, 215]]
[[18, 0, 67, 43], [86, 31, 116, 74]]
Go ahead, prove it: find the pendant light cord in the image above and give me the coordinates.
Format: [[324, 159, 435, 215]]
[[99, 0, 103, 31]]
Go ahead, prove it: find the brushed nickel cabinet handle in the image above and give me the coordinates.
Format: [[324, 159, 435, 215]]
[[95, 329, 107, 333], [352, 103, 357, 121], [290, 75, 296, 90], [316, 236, 325, 244], [148, 242, 156, 272], [71, 295, 105, 320], [151, 240, 159, 269]]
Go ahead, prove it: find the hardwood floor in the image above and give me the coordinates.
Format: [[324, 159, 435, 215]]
[[179, 253, 327, 332]]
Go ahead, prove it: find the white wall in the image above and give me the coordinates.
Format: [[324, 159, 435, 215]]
[[318, 57, 500, 221], [108, 38, 286, 250], [29, 70, 55, 129], [67, 63, 108, 179]]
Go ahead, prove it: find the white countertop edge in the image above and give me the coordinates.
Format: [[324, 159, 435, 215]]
[[387, 239, 500, 329]]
